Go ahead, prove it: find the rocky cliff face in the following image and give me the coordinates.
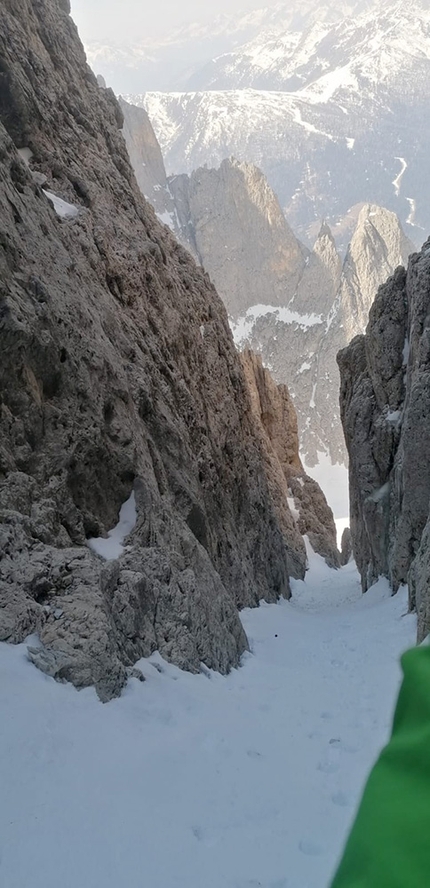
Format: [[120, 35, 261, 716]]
[[120, 108, 414, 469], [241, 351, 340, 568], [119, 97, 181, 236], [0, 0, 338, 699], [168, 158, 307, 319], [234, 204, 414, 465], [307, 204, 415, 464], [338, 241, 430, 641]]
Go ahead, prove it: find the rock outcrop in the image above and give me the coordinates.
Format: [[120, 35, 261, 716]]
[[307, 204, 415, 464], [338, 240, 430, 641], [0, 0, 339, 699], [119, 97, 181, 235], [168, 158, 307, 319], [340, 528, 353, 566], [241, 351, 340, 568], [233, 204, 414, 465]]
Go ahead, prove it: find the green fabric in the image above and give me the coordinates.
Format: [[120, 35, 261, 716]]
[[330, 645, 430, 887]]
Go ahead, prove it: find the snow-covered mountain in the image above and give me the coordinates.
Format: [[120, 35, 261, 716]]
[[186, 0, 430, 92], [83, 0, 370, 93], [127, 0, 430, 245]]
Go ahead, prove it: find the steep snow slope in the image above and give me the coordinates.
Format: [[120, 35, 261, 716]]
[[0, 550, 416, 888]]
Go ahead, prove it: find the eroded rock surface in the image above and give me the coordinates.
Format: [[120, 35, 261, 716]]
[[169, 158, 307, 319], [338, 241, 430, 641], [241, 351, 340, 569], [120, 105, 415, 467], [0, 0, 336, 698], [119, 97, 180, 234]]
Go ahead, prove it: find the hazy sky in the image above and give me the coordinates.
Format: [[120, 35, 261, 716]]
[[71, 0, 277, 42]]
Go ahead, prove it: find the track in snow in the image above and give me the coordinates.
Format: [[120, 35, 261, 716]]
[[0, 548, 416, 888]]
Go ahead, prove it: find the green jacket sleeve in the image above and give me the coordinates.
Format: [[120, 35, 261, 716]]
[[330, 645, 430, 888]]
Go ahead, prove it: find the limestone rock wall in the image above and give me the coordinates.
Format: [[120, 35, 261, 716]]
[[241, 351, 340, 569], [0, 0, 330, 698], [118, 98, 176, 223], [308, 204, 414, 464], [233, 205, 413, 466], [169, 158, 307, 319], [338, 241, 430, 641]]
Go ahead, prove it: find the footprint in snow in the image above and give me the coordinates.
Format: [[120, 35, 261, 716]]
[[329, 737, 358, 755], [332, 790, 353, 808], [191, 826, 220, 847], [235, 881, 262, 887], [299, 839, 323, 856], [317, 739, 341, 774], [236, 880, 288, 888], [317, 759, 340, 774], [308, 730, 323, 740]]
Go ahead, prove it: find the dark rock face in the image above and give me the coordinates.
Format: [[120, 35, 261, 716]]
[[119, 97, 180, 230], [241, 351, 340, 569], [338, 242, 430, 641], [0, 0, 336, 698], [340, 528, 352, 566]]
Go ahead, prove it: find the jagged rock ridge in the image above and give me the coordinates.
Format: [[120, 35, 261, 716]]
[[119, 108, 414, 467], [0, 0, 337, 698]]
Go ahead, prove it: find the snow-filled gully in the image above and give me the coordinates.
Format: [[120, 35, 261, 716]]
[[0, 547, 415, 888]]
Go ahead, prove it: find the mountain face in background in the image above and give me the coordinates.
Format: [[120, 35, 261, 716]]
[[125, 0, 430, 248], [338, 240, 430, 642], [119, 101, 414, 472], [169, 159, 307, 318], [232, 203, 414, 466], [83, 0, 372, 94]]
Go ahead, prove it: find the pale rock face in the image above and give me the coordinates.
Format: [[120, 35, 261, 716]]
[[307, 204, 415, 465], [294, 221, 342, 317], [234, 205, 413, 466], [339, 240, 430, 642], [119, 97, 180, 234], [0, 0, 335, 698], [169, 158, 307, 319], [339, 204, 415, 340]]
